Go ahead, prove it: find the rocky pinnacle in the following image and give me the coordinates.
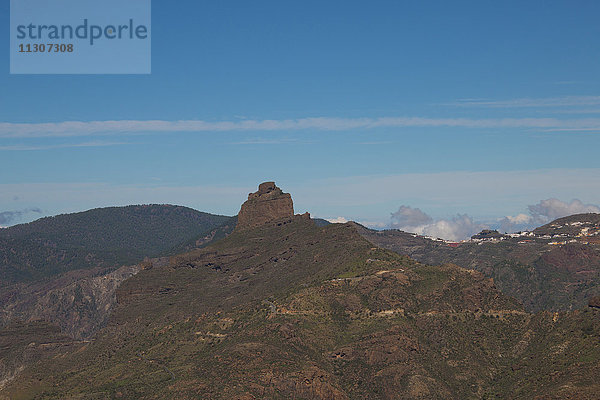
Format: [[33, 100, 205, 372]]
[[235, 182, 295, 230]]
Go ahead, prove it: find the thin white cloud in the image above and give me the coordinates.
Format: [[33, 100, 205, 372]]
[[539, 128, 600, 132], [552, 81, 584, 85], [3, 116, 600, 138], [554, 108, 600, 115], [449, 95, 600, 108], [0, 141, 129, 151], [228, 138, 300, 145], [357, 141, 395, 145]]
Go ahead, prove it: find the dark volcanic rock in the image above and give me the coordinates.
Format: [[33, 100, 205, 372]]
[[236, 182, 294, 230]]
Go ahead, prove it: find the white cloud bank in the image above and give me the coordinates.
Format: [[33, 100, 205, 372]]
[[390, 206, 486, 242], [325, 217, 349, 224], [389, 198, 600, 241], [529, 198, 600, 221], [499, 198, 600, 232]]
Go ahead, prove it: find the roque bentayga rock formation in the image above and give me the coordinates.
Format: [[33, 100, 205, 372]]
[[236, 182, 295, 230]]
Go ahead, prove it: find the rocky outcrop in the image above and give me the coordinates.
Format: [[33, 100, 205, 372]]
[[589, 296, 600, 309], [0, 263, 147, 339], [236, 182, 295, 231]]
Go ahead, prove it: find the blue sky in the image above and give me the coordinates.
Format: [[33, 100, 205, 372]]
[[1, 1, 600, 237]]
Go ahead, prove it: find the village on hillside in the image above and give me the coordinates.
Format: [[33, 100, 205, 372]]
[[410, 216, 600, 247]]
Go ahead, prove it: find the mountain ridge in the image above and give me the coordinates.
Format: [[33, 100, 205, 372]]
[[2, 184, 599, 399], [0, 204, 234, 284], [4, 216, 599, 399]]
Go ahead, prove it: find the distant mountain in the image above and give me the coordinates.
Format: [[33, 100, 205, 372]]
[[313, 218, 332, 227], [2, 184, 599, 399], [355, 213, 600, 312], [0, 204, 234, 284]]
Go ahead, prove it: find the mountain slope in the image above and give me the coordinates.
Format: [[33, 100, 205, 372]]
[[0, 205, 235, 342], [3, 216, 599, 399], [354, 214, 600, 312], [0, 204, 233, 285], [2, 187, 599, 399]]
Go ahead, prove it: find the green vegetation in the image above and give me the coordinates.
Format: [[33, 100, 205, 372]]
[[0, 204, 234, 284], [356, 222, 600, 312]]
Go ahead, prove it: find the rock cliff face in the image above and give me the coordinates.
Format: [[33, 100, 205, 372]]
[[236, 182, 295, 230], [0, 263, 144, 339]]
